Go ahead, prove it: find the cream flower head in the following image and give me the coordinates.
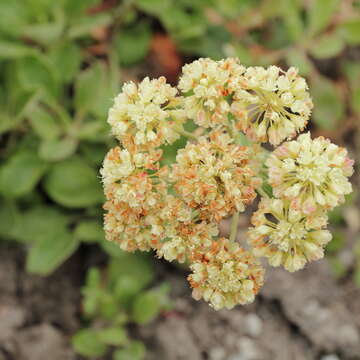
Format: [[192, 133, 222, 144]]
[[170, 129, 260, 221], [178, 58, 245, 128], [108, 77, 186, 150], [231, 66, 313, 146], [266, 132, 354, 214], [188, 238, 264, 310], [248, 198, 332, 272]]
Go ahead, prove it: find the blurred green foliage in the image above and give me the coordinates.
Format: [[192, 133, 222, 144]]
[[0, 0, 360, 355], [72, 252, 171, 359]]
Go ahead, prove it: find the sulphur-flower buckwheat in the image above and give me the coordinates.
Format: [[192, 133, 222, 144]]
[[101, 57, 354, 310]]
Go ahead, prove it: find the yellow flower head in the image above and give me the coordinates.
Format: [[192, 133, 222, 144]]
[[188, 238, 264, 310], [266, 132, 354, 214], [231, 66, 313, 145], [248, 198, 332, 272]]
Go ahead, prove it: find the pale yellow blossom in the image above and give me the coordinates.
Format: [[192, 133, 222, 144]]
[[188, 238, 264, 310], [248, 198, 332, 272], [266, 133, 354, 214], [231, 66, 313, 145]]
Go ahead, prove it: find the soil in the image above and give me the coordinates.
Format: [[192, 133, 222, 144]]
[[1, 242, 360, 360]]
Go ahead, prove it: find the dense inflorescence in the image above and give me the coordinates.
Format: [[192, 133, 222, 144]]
[[101, 58, 354, 310]]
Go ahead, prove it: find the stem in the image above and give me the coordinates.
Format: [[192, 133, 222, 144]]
[[175, 127, 197, 140], [229, 212, 240, 242], [257, 186, 270, 198]]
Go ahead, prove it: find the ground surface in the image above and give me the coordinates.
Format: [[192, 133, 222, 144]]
[[1, 243, 360, 360]]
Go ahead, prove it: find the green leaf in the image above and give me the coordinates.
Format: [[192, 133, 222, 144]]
[[16, 55, 58, 98], [132, 291, 162, 324], [28, 106, 62, 140], [44, 157, 103, 208], [82, 267, 103, 317], [115, 22, 151, 66], [99, 293, 120, 320], [0, 2, 28, 38], [340, 19, 360, 45], [75, 220, 104, 243], [100, 239, 127, 258], [160, 136, 187, 166], [311, 76, 344, 130], [309, 33, 344, 59], [0, 41, 33, 59], [114, 274, 148, 306], [49, 42, 82, 83], [77, 120, 109, 141], [0, 151, 47, 198], [135, 0, 171, 15], [68, 13, 112, 39], [342, 60, 360, 115], [71, 329, 107, 358], [11, 206, 68, 243], [0, 200, 20, 239], [64, 0, 99, 16], [307, 0, 339, 36], [39, 137, 78, 161], [26, 229, 79, 275], [342, 61, 360, 90], [280, 0, 304, 42], [328, 206, 344, 226], [326, 230, 345, 253], [285, 49, 313, 76], [23, 21, 64, 45], [0, 113, 22, 135], [74, 62, 112, 116], [113, 341, 146, 360], [85, 267, 102, 289], [108, 254, 154, 289], [97, 327, 128, 346], [351, 87, 360, 114]]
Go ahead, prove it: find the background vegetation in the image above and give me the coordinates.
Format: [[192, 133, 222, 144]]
[[0, 0, 359, 358]]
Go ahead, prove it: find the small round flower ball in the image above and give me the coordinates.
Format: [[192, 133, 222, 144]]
[[107, 77, 186, 151], [101, 147, 168, 211], [266, 132, 354, 214], [178, 58, 246, 128], [248, 198, 332, 272], [170, 129, 261, 222], [157, 219, 219, 263], [103, 200, 154, 252], [188, 238, 265, 310], [231, 66, 313, 146]]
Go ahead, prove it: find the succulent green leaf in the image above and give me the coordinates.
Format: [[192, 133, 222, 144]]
[[44, 158, 103, 208], [0, 151, 47, 198]]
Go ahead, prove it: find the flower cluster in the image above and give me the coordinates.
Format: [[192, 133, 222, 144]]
[[247, 132, 354, 271], [248, 198, 331, 272], [266, 133, 354, 214], [178, 58, 245, 128], [231, 66, 313, 146], [101, 57, 354, 309], [170, 129, 261, 221], [108, 76, 186, 150], [189, 238, 264, 310]]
